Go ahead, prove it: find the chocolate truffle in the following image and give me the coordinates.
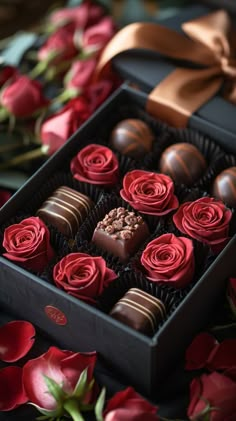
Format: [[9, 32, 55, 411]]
[[92, 207, 149, 262], [110, 118, 154, 160], [159, 143, 207, 186], [212, 167, 236, 207], [110, 288, 166, 336], [37, 186, 93, 237]]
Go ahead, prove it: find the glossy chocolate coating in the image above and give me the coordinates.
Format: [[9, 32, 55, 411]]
[[37, 186, 93, 237], [92, 207, 149, 262], [110, 118, 154, 160], [212, 167, 236, 207], [110, 288, 166, 336], [159, 143, 207, 186]]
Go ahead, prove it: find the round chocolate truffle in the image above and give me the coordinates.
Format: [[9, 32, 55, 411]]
[[159, 143, 207, 186], [110, 118, 154, 160], [212, 166, 236, 207]]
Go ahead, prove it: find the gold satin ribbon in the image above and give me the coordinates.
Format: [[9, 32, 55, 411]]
[[95, 10, 236, 127]]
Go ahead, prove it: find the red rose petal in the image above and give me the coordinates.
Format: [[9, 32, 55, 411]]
[[0, 320, 35, 362], [185, 332, 218, 370], [0, 366, 28, 411], [207, 339, 236, 371]]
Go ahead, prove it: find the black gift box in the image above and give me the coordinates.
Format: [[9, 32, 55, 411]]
[[112, 5, 236, 155], [0, 85, 236, 398]]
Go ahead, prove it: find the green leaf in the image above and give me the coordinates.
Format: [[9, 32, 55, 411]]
[[43, 375, 66, 403], [95, 387, 106, 421], [72, 368, 88, 398], [30, 402, 62, 418]]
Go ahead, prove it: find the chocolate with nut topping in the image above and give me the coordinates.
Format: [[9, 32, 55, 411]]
[[92, 207, 150, 262]]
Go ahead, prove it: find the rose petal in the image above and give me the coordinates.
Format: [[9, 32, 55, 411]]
[[207, 339, 236, 371], [0, 320, 35, 362], [0, 366, 28, 411], [185, 332, 218, 370]]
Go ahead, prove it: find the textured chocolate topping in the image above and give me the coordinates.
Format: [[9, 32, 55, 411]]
[[37, 186, 93, 237], [110, 288, 166, 336], [92, 207, 150, 262]]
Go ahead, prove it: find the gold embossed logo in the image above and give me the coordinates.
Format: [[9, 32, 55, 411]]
[[44, 305, 67, 325]]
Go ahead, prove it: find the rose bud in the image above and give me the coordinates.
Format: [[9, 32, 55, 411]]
[[0, 366, 28, 411], [187, 372, 236, 421], [0, 65, 18, 87], [173, 197, 232, 253], [64, 58, 97, 90], [80, 16, 116, 56], [141, 233, 195, 288], [70, 144, 119, 187], [38, 23, 77, 65], [3, 216, 55, 272], [50, 2, 104, 29], [227, 278, 236, 318], [120, 170, 179, 216], [103, 387, 159, 421], [1, 75, 49, 118], [53, 252, 117, 303], [23, 347, 98, 418], [41, 96, 91, 155]]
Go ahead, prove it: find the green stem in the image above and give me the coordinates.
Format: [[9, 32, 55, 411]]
[[52, 88, 81, 105], [210, 322, 236, 331], [63, 399, 85, 421], [0, 107, 9, 122]]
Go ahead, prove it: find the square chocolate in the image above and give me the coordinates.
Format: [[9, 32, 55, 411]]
[[110, 288, 166, 336], [92, 207, 150, 262], [37, 185, 93, 237]]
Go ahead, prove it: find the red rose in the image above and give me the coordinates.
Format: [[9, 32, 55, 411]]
[[3, 216, 55, 272], [185, 333, 218, 371], [173, 197, 232, 253], [23, 347, 97, 412], [70, 144, 119, 186], [1, 75, 49, 118], [0, 189, 11, 208], [227, 278, 236, 318], [38, 24, 77, 65], [64, 58, 97, 89], [0, 66, 18, 87], [104, 387, 159, 421], [0, 366, 28, 411], [50, 3, 104, 29], [187, 372, 236, 421], [53, 252, 117, 303], [41, 96, 91, 155], [140, 233, 194, 288], [120, 170, 179, 216], [81, 16, 116, 55], [84, 80, 114, 110]]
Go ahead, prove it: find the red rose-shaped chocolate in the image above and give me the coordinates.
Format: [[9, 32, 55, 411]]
[[140, 233, 194, 288], [81, 16, 116, 55], [173, 197, 232, 253], [41, 97, 91, 155], [120, 170, 179, 215], [3, 216, 55, 272], [187, 372, 236, 421], [53, 252, 117, 303], [1, 76, 49, 118], [104, 387, 159, 421], [38, 24, 77, 65], [70, 144, 119, 186]]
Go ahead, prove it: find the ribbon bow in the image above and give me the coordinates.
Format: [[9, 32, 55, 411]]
[[95, 10, 236, 127]]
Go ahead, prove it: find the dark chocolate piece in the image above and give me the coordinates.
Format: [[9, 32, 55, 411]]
[[110, 118, 154, 160], [159, 143, 207, 186], [212, 166, 236, 207], [110, 288, 166, 336], [37, 185, 93, 237], [92, 207, 149, 262]]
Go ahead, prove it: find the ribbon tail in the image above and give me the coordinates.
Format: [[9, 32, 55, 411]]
[[147, 66, 223, 127]]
